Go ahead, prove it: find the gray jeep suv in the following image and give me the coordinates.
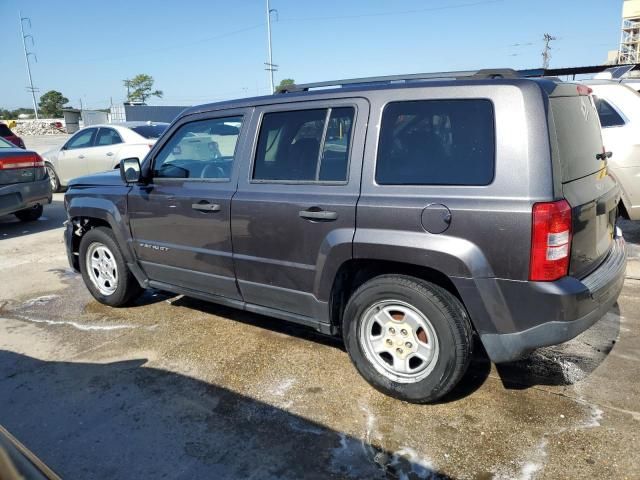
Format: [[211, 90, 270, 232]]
[[63, 70, 626, 403]]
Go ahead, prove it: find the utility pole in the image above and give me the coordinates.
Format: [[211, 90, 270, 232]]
[[542, 33, 557, 69], [265, 0, 278, 93], [19, 11, 39, 119]]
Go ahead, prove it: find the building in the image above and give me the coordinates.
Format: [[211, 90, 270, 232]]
[[619, 0, 640, 63]]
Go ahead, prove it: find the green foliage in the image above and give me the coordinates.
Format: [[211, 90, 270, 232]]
[[123, 74, 163, 103], [278, 78, 295, 89], [0, 107, 36, 120], [39, 91, 69, 118]]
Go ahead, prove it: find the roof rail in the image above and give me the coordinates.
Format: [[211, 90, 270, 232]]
[[276, 68, 520, 93]]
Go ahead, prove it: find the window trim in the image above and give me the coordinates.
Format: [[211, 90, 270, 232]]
[[593, 96, 627, 129], [249, 103, 358, 186], [149, 114, 245, 183], [374, 98, 497, 187]]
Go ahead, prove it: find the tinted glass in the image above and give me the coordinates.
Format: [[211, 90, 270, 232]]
[[96, 128, 123, 146], [0, 137, 13, 148], [131, 124, 168, 139], [153, 117, 242, 180], [376, 100, 495, 185], [253, 109, 326, 181], [66, 128, 96, 150], [550, 96, 605, 182], [0, 124, 12, 136], [319, 107, 354, 181], [594, 97, 625, 128]]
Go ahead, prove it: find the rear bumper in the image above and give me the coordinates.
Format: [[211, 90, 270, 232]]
[[0, 178, 52, 217], [456, 235, 626, 363]]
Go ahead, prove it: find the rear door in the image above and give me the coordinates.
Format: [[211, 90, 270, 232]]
[[550, 92, 620, 278], [231, 99, 367, 319], [128, 110, 250, 300], [89, 127, 124, 173]]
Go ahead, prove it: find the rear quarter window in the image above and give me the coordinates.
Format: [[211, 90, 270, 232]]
[[376, 99, 495, 186]]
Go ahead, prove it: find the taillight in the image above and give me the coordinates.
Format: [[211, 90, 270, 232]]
[[0, 153, 44, 170], [577, 85, 593, 96], [530, 200, 572, 281]]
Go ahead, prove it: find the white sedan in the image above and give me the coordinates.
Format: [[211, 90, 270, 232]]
[[43, 122, 169, 191], [585, 80, 640, 221]]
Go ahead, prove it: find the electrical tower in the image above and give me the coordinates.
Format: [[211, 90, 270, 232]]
[[265, 0, 278, 93], [19, 11, 39, 119], [541, 33, 557, 69]]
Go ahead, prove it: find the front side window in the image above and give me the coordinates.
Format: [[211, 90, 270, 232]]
[[594, 97, 625, 128], [376, 100, 495, 186], [65, 128, 97, 150], [253, 107, 355, 182], [153, 116, 242, 180], [95, 128, 123, 146]]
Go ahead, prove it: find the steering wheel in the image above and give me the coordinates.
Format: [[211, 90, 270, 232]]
[[200, 163, 226, 179]]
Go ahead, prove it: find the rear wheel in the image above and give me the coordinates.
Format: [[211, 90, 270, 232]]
[[79, 227, 143, 306], [342, 274, 472, 403], [14, 204, 43, 222]]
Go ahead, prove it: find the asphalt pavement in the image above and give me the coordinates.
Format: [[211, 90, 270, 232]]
[[0, 137, 638, 479]]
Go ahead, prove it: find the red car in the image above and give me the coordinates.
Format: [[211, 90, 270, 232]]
[[0, 123, 25, 149]]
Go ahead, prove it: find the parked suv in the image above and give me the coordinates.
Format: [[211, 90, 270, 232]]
[[63, 70, 626, 403]]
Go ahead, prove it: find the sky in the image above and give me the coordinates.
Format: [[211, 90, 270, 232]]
[[0, 0, 624, 110]]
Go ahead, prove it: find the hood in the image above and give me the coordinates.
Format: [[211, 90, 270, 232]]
[[67, 169, 125, 188]]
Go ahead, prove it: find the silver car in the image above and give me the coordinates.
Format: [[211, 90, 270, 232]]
[[585, 80, 640, 220], [43, 122, 168, 191]]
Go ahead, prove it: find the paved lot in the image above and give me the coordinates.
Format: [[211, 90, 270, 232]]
[[0, 137, 639, 479]]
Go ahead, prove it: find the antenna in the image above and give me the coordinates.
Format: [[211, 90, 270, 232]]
[[19, 11, 39, 120], [541, 33, 557, 69], [265, 0, 278, 93]]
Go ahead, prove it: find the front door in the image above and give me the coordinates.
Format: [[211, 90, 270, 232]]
[[232, 99, 368, 319], [57, 127, 97, 184], [128, 110, 251, 300]]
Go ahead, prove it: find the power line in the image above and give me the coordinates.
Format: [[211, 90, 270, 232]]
[[19, 11, 39, 119]]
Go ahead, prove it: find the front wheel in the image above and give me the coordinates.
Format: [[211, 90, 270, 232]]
[[342, 275, 473, 403], [79, 227, 143, 306]]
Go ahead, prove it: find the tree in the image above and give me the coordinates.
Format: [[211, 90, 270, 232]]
[[123, 74, 163, 104], [277, 78, 295, 91], [38, 91, 69, 118]]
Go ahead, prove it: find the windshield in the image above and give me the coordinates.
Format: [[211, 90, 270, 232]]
[[131, 124, 168, 139]]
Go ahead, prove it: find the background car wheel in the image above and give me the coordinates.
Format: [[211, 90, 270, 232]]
[[14, 204, 43, 222], [79, 227, 143, 307], [46, 164, 60, 193], [342, 274, 473, 404]]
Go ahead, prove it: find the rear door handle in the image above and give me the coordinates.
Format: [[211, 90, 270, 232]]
[[106, 152, 114, 157], [299, 209, 338, 221], [78, 155, 85, 159], [192, 202, 221, 212]]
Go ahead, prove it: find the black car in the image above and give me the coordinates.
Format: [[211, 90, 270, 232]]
[[0, 137, 51, 221]]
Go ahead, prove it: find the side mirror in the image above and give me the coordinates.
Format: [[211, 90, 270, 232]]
[[120, 157, 141, 183]]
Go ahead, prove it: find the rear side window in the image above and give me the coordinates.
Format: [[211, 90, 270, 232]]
[[376, 99, 495, 186], [550, 96, 605, 182], [593, 97, 625, 128], [95, 128, 123, 146], [253, 107, 355, 182]]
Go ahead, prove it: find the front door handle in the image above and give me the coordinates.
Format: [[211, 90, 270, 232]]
[[192, 202, 221, 212], [299, 209, 338, 221]]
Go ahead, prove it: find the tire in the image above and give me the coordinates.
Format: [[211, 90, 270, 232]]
[[79, 227, 143, 307], [342, 274, 473, 403], [46, 163, 60, 193], [14, 204, 43, 222]]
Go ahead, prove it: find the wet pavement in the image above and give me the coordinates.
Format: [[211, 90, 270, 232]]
[[0, 198, 639, 479]]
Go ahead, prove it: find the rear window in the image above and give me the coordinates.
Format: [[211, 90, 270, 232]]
[[131, 124, 168, 139], [550, 96, 605, 182], [0, 137, 13, 148], [0, 124, 12, 136], [376, 99, 495, 186]]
